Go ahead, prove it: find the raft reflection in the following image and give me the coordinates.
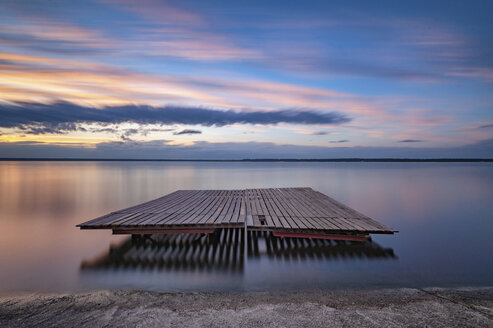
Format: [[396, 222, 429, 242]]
[[81, 229, 395, 273], [247, 230, 396, 260], [82, 228, 245, 273]]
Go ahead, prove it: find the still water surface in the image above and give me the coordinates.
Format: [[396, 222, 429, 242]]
[[0, 161, 492, 292]]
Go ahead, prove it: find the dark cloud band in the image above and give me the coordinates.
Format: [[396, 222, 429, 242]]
[[398, 139, 424, 143], [173, 129, 202, 135], [0, 102, 351, 134]]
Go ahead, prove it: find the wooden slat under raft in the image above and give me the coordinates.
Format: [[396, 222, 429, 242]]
[[77, 188, 397, 238]]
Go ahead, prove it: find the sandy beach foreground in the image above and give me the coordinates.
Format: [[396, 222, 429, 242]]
[[1, 288, 492, 327]]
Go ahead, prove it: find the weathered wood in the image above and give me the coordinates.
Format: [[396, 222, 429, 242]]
[[77, 187, 397, 235], [112, 228, 216, 235]]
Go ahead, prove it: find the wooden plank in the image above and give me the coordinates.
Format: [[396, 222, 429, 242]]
[[107, 212, 147, 227], [258, 190, 270, 216], [258, 189, 280, 228], [154, 190, 211, 225], [238, 197, 246, 224], [265, 215, 275, 228], [263, 189, 290, 228], [249, 190, 259, 216], [263, 189, 284, 217], [246, 215, 254, 227], [220, 193, 238, 223], [199, 191, 227, 224], [284, 188, 320, 217], [253, 215, 261, 227], [312, 217, 341, 230], [267, 189, 293, 219], [161, 190, 215, 225], [205, 190, 230, 224], [113, 228, 215, 235], [180, 190, 219, 224], [76, 212, 126, 228], [220, 191, 237, 223], [176, 190, 219, 224], [115, 190, 183, 213], [265, 189, 296, 229], [183, 190, 217, 224], [272, 189, 307, 229], [120, 190, 192, 215]]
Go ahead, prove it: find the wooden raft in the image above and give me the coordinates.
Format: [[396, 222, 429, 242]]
[[77, 188, 396, 240]]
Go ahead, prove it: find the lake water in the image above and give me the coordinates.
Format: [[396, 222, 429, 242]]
[[0, 161, 492, 293]]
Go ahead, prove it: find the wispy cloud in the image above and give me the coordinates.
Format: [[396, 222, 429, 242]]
[[254, 15, 493, 83], [398, 139, 424, 143], [2, 1, 493, 84], [0, 19, 115, 55], [173, 129, 202, 135], [104, 0, 204, 26], [0, 21, 261, 61], [0, 51, 352, 108], [0, 1, 262, 62], [330, 139, 349, 143], [310, 131, 332, 135], [295, 130, 333, 136], [117, 127, 174, 140]]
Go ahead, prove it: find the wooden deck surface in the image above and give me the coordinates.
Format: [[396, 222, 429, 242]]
[[78, 187, 396, 235]]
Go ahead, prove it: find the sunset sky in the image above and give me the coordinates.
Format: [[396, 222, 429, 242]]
[[1, 0, 492, 158]]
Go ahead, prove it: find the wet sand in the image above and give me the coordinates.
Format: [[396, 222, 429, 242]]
[[1, 287, 492, 327]]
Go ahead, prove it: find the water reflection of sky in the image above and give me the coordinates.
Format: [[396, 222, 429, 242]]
[[0, 161, 492, 292]]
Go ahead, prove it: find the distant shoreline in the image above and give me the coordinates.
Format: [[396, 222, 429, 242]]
[[0, 158, 492, 162]]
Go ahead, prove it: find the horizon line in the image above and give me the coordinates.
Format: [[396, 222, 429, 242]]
[[1, 158, 492, 162]]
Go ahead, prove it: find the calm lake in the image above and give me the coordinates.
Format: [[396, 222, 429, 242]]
[[0, 161, 492, 293]]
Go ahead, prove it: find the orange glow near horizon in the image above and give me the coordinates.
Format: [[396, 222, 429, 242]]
[[0, 134, 111, 146]]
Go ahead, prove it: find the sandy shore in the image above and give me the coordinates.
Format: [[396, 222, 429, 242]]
[[1, 288, 492, 327]]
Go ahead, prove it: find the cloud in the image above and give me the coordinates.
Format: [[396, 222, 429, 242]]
[[330, 140, 349, 143], [398, 139, 424, 143], [0, 51, 373, 114], [2, 2, 493, 85], [0, 3, 261, 62], [173, 129, 202, 135], [309, 131, 332, 135], [271, 55, 441, 82], [91, 127, 119, 134], [138, 128, 175, 136], [0, 50, 431, 126], [18, 122, 80, 134], [478, 123, 493, 129], [0, 102, 351, 134], [105, 0, 204, 26], [256, 16, 493, 84]]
